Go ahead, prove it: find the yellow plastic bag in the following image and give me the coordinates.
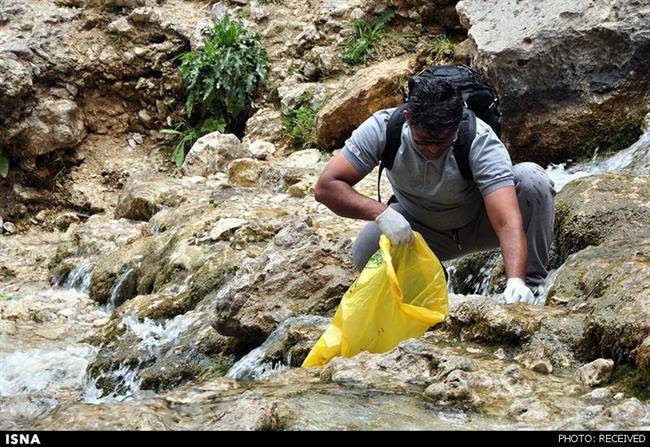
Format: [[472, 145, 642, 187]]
[[302, 231, 448, 368]]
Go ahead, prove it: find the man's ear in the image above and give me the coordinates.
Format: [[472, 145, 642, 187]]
[[402, 109, 410, 125]]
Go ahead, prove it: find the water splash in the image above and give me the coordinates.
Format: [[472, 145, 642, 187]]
[[53, 262, 94, 292], [0, 346, 96, 397], [546, 129, 650, 192], [226, 315, 330, 381], [106, 267, 135, 312]]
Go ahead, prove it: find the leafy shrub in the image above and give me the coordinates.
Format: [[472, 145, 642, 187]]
[[164, 14, 270, 165], [425, 35, 457, 64], [177, 14, 270, 127], [283, 106, 318, 150], [342, 8, 395, 65]]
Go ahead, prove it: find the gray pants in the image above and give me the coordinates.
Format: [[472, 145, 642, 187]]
[[351, 162, 556, 287]]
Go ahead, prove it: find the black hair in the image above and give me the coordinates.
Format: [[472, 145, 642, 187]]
[[406, 77, 464, 136]]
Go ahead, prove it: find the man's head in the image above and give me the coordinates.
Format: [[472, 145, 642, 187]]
[[403, 77, 464, 160]]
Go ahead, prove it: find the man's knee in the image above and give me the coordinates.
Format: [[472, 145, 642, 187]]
[[513, 162, 555, 199]]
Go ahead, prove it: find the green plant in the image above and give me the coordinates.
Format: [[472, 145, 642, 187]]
[[177, 14, 270, 127], [0, 151, 8, 178], [426, 35, 457, 64], [283, 105, 318, 150], [342, 7, 395, 65], [107, 30, 127, 47], [161, 117, 226, 166], [164, 14, 270, 165]]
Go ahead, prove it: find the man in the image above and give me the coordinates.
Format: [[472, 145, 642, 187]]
[[314, 78, 555, 304]]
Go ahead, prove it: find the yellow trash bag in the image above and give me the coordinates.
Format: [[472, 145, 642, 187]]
[[302, 231, 448, 368]]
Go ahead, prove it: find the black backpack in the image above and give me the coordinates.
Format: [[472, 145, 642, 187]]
[[377, 65, 502, 203]]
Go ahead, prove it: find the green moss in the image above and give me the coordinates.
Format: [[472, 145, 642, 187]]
[[566, 109, 646, 162], [611, 364, 650, 401]]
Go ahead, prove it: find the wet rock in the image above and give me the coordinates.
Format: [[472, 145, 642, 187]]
[[516, 353, 554, 375], [212, 220, 355, 349], [447, 296, 543, 345], [577, 359, 614, 387], [546, 232, 650, 363], [457, 0, 650, 164], [635, 336, 650, 371], [586, 398, 650, 429], [424, 370, 481, 407], [508, 397, 553, 423], [21, 98, 86, 158], [322, 338, 438, 389], [315, 55, 415, 150], [182, 133, 249, 177], [554, 173, 650, 263]]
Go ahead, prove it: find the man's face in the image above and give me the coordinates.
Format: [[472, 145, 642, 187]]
[[410, 126, 458, 160]]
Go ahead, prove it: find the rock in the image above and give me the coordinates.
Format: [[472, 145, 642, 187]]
[[516, 353, 554, 375], [283, 149, 321, 169], [424, 370, 481, 406], [322, 338, 438, 388], [189, 18, 214, 52], [546, 232, 650, 363], [209, 218, 248, 241], [587, 398, 649, 429], [54, 212, 81, 231], [12, 184, 48, 203], [287, 179, 313, 198], [278, 82, 330, 115], [508, 397, 553, 423], [247, 140, 276, 160], [114, 176, 215, 221], [182, 133, 249, 177], [315, 55, 415, 150], [36, 327, 66, 340], [635, 336, 650, 371], [227, 158, 265, 187], [2, 221, 16, 234], [242, 108, 284, 146], [457, 0, 650, 164], [211, 2, 229, 22], [554, 173, 650, 264], [447, 296, 543, 345], [21, 98, 86, 158], [577, 359, 614, 387], [212, 220, 355, 350], [108, 17, 133, 35]]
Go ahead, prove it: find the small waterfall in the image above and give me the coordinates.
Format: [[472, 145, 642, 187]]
[[82, 313, 197, 401], [106, 267, 135, 312], [546, 129, 649, 192], [226, 315, 330, 381], [55, 262, 94, 293]]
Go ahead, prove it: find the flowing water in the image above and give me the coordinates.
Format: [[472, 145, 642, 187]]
[[1, 130, 648, 429]]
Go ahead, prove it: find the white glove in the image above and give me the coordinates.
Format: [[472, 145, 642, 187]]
[[503, 278, 535, 304], [374, 207, 413, 245]]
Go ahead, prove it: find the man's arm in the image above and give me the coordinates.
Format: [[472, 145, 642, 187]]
[[314, 151, 387, 221], [483, 186, 527, 279]]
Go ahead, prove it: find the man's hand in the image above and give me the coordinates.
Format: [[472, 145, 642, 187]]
[[375, 207, 413, 245], [503, 277, 535, 304]]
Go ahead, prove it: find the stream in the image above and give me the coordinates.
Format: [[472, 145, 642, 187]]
[[1, 129, 648, 430]]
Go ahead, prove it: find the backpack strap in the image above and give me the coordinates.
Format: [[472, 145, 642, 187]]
[[378, 104, 408, 203], [377, 106, 477, 202], [452, 108, 476, 181]]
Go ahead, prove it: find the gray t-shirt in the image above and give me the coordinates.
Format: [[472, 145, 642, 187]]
[[341, 108, 515, 231]]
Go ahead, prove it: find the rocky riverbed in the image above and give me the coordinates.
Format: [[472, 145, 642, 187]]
[[1, 0, 649, 431]]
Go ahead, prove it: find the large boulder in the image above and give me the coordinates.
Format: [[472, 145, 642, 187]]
[[546, 231, 650, 364], [212, 220, 356, 350], [554, 173, 650, 263], [315, 55, 415, 150], [457, 0, 650, 164]]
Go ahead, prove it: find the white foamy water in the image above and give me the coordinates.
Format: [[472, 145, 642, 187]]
[[0, 345, 97, 397], [58, 262, 94, 293], [122, 313, 196, 356], [227, 315, 329, 381], [106, 267, 135, 312], [546, 129, 650, 192]]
